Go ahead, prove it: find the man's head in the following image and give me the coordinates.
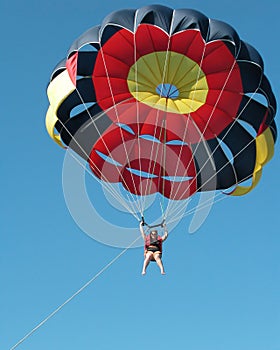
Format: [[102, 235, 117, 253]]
[[150, 230, 158, 239]]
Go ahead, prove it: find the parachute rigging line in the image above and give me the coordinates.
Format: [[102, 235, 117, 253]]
[[166, 133, 265, 223], [164, 87, 267, 220], [140, 11, 177, 215], [165, 46, 239, 214], [56, 102, 141, 219], [71, 89, 142, 218], [98, 34, 143, 215], [67, 147, 141, 220], [140, 34, 171, 210]]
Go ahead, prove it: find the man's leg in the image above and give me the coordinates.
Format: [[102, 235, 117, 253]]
[[154, 253, 165, 274], [142, 252, 153, 275]]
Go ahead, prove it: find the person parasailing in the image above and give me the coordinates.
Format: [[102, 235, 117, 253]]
[[140, 218, 168, 275]]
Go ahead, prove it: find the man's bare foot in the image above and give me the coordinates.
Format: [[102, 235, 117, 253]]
[[161, 271, 166, 275], [142, 271, 146, 275]]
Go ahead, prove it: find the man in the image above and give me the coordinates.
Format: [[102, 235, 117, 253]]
[[140, 221, 168, 275]]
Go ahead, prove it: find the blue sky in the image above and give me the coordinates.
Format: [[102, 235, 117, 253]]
[[1, 0, 279, 349]]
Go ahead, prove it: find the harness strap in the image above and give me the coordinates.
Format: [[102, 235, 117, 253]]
[[141, 216, 165, 229]]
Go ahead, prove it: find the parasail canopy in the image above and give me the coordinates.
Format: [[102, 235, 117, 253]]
[[46, 5, 277, 226]]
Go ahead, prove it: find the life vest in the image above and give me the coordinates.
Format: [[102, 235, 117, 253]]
[[144, 235, 163, 252]]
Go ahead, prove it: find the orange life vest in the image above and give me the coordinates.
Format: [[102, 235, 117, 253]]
[[144, 235, 163, 252]]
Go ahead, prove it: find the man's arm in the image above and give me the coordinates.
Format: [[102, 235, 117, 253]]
[[139, 221, 146, 240], [161, 223, 168, 241]]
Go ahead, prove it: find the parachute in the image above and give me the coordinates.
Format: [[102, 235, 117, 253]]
[[46, 5, 277, 230]]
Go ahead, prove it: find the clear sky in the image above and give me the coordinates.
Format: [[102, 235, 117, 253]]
[[1, 0, 279, 349]]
